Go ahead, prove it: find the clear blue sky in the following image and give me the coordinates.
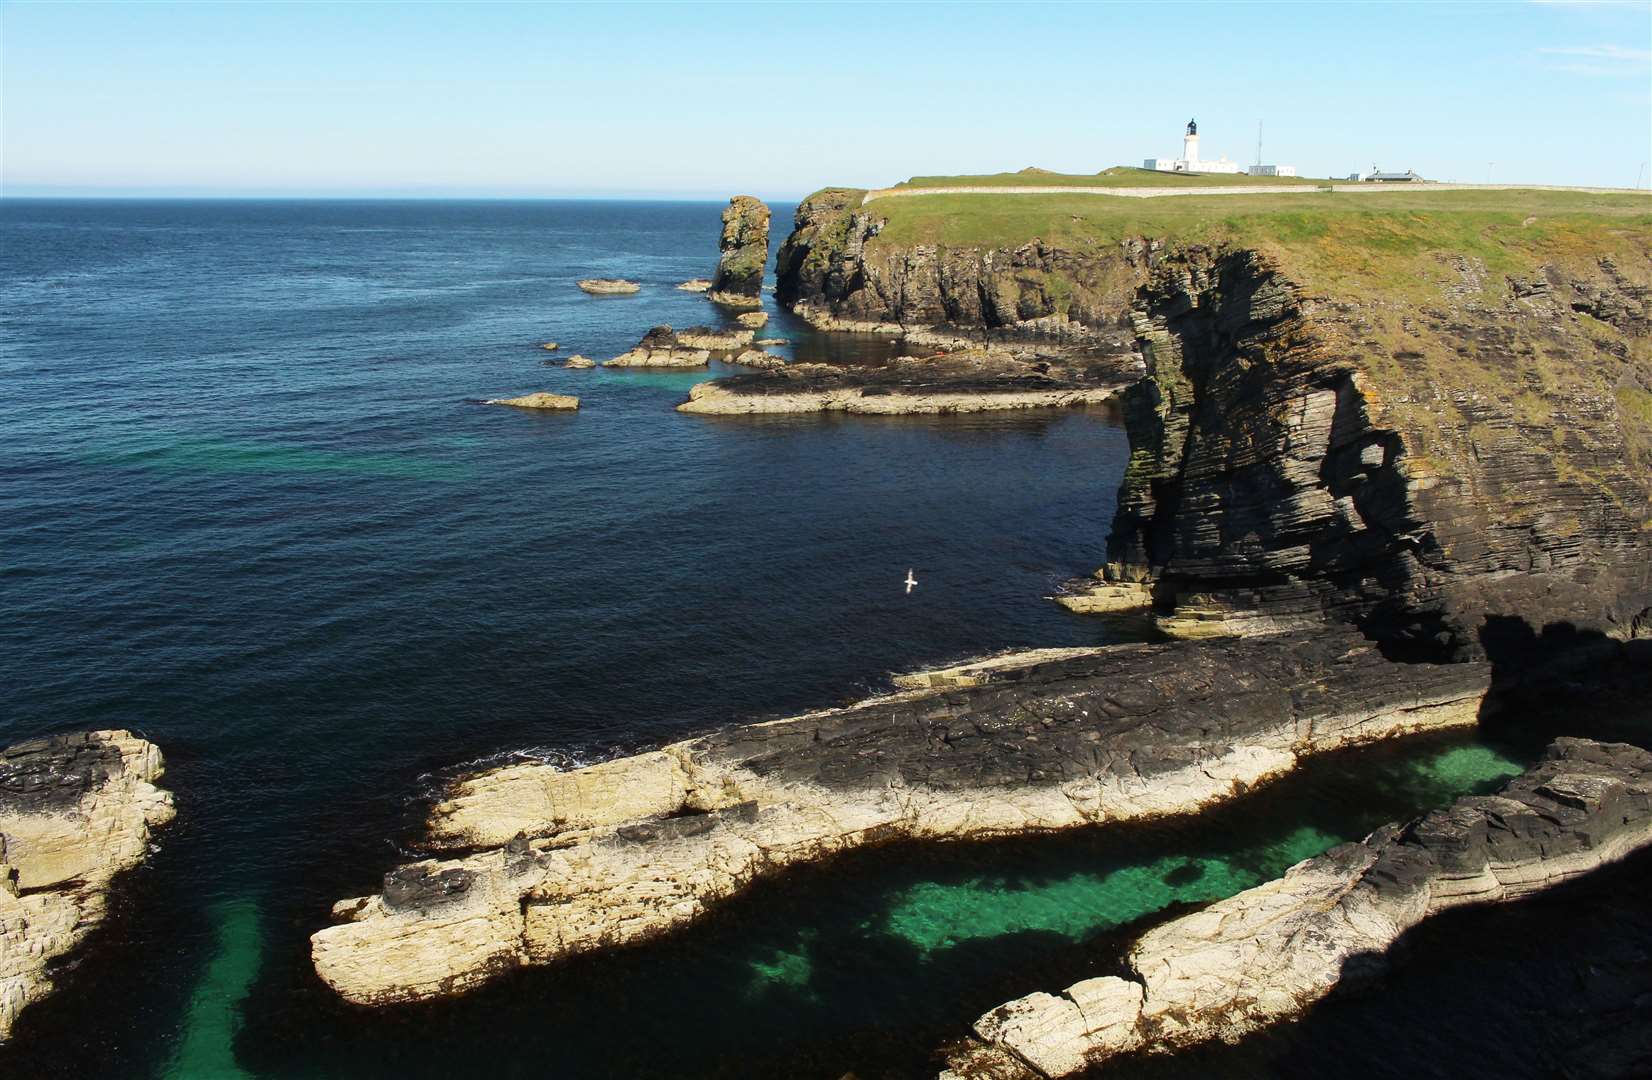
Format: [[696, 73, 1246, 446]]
[[3, 1, 1649, 198]]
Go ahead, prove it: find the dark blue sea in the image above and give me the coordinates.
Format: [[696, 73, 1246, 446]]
[[2, 200, 1646, 1079]]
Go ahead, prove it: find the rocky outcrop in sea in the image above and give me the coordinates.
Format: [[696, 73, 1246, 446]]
[[0, 731, 174, 1040], [310, 630, 1491, 1005], [943, 736, 1652, 1079], [707, 196, 769, 310], [483, 392, 580, 410], [601, 325, 710, 368], [576, 278, 640, 295]]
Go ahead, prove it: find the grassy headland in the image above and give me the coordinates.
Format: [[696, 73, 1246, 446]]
[[891, 165, 1323, 189]]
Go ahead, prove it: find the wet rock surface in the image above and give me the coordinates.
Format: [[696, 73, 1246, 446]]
[[310, 630, 1492, 1005], [945, 736, 1652, 1078], [0, 730, 173, 1040]]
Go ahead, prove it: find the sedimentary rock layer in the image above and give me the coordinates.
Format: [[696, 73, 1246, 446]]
[[575, 278, 640, 295], [0, 730, 175, 1040], [774, 189, 1652, 654], [945, 736, 1652, 1079], [310, 631, 1489, 1006], [602, 325, 710, 368], [677, 350, 1138, 415], [708, 195, 769, 309]]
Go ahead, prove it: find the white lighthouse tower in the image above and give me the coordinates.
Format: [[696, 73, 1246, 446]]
[[1182, 118, 1199, 167]]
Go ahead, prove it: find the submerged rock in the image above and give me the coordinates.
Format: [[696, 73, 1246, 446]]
[[708, 195, 769, 310], [576, 279, 640, 295], [602, 326, 710, 368], [310, 630, 1491, 1006], [484, 393, 580, 410], [0, 731, 174, 1041], [946, 737, 1652, 1078]]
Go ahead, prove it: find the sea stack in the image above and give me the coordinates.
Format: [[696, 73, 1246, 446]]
[[707, 195, 769, 310], [0, 731, 175, 1041]]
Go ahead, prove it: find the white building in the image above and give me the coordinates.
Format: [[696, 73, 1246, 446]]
[[1144, 119, 1292, 176]]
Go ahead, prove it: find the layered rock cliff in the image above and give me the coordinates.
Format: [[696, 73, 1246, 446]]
[[708, 195, 770, 310], [0, 731, 174, 1040], [311, 630, 1490, 1005], [944, 736, 1652, 1079], [774, 189, 1652, 656]]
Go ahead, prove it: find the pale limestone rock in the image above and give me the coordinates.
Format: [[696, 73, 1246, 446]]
[[562, 355, 596, 369], [676, 279, 713, 293], [484, 392, 579, 410], [674, 327, 755, 351], [677, 381, 1122, 416], [729, 350, 786, 370], [951, 738, 1652, 1076], [311, 633, 1492, 1007], [539, 341, 559, 351], [604, 326, 711, 368], [736, 311, 768, 329], [0, 731, 174, 1041], [576, 279, 640, 295]]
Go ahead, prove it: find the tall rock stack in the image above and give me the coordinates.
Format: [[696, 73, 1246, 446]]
[[708, 195, 770, 310]]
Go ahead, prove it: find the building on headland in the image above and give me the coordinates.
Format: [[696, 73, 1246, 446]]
[[1348, 166, 1424, 182], [1144, 119, 1292, 176]]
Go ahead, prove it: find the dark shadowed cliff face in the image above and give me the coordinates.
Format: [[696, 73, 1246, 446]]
[[774, 190, 1652, 659]]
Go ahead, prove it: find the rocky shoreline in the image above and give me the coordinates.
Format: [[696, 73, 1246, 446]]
[[677, 349, 1138, 416], [309, 630, 1492, 1006], [0, 731, 174, 1041], [944, 736, 1652, 1079]]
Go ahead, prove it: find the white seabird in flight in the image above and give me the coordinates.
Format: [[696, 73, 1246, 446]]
[[904, 569, 918, 595]]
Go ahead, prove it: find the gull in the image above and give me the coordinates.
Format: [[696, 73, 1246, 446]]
[[904, 569, 918, 595]]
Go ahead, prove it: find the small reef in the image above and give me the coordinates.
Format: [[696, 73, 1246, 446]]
[[0, 731, 174, 1040], [576, 279, 640, 295], [484, 392, 579, 410], [944, 736, 1652, 1078]]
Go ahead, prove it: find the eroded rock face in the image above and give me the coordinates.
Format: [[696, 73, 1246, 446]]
[[310, 631, 1490, 1005], [1097, 248, 1652, 656], [708, 195, 769, 309], [0, 730, 174, 1040], [602, 326, 710, 368], [946, 737, 1652, 1079], [774, 193, 1652, 657]]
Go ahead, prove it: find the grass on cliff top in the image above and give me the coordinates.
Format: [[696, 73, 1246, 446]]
[[867, 188, 1652, 297], [891, 166, 1324, 190]]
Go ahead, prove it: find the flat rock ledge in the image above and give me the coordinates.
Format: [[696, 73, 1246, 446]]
[[575, 279, 640, 295], [310, 631, 1489, 1006], [943, 736, 1652, 1079], [0, 730, 174, 1041], [484, 393, 579, 410], [676, 279, 713, 293], [677, 350, 1138, 416]]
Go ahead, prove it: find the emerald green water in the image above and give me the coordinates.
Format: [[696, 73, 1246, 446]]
[[743, 737, 1523, 993], [74, 435, 470, 481], [165, 900, 261, 1080]]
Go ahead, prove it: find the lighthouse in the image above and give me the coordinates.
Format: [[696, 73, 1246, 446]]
[[1183, 118, 1199, 166]]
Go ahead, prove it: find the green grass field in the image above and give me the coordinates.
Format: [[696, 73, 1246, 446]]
[[866, 188, 1651, 298], [891, 165, 1325, 190]]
